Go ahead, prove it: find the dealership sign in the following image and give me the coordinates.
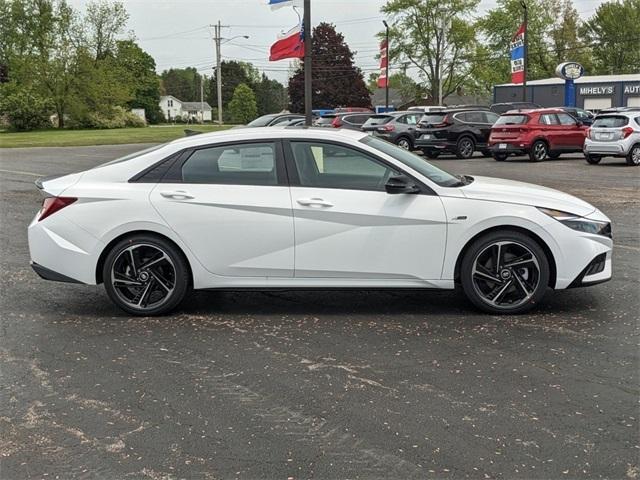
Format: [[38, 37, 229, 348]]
[[580, 86, 615, 95], [624, 84, 640, 94], [555, 62, 584, 80]]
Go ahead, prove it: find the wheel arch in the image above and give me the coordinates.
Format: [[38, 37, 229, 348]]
[[453, 225, 557, 288], [96, 230, 194, 286]]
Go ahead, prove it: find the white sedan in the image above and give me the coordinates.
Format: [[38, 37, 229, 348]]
[[28, 128, 613, 315]]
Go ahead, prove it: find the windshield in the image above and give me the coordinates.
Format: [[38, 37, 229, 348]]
[[494, 114, 529, 125], [363, 115, 392, 127], [360, 136, 461, 187], [246, 114, 278, 127], [592, 116, 629, 128]]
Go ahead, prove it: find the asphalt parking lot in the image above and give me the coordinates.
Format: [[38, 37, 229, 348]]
[[1, 144, 639, 479]]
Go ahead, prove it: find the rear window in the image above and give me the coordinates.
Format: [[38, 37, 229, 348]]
[[419, 114, 446, 126], [592, 116, 629, 128], [494, 114, 529, 126], [246, 114, 278, 127], [363, 115, 392, 127]]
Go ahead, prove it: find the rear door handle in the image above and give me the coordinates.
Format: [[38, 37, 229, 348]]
[[297, 197, 334, 208], [160, 190, 194, 200]]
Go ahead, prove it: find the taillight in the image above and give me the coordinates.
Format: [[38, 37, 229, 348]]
[[378, 124, 395, 132], [331, 117, 342, 128], [586, 128, 592, 139], [38, 197, 77, 221], [434, 115, 451, 128], [622, 127, 633, 138]]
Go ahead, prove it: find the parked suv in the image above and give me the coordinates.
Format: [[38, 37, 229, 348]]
[[315, 112, 373, 130], [584, 112, 640, 166], [361, 111, 423, 150], [561, 107, 595, 125], [488, 108, 588, 162], [246, 113, 304, 127], [415, 108, 500, 159]]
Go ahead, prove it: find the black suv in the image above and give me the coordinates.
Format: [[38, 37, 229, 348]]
[[415, 108, 500, 158], [361, 111, 423, 150]]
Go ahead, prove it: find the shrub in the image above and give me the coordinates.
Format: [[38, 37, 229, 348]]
[[86, 106, 146, 129], [0, 85, 53, 131]]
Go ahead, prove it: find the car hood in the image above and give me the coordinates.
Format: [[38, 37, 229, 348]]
[[460, 175, 596, 217]]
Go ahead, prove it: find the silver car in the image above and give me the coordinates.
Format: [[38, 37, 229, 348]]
[[584, 110, 640, 166]]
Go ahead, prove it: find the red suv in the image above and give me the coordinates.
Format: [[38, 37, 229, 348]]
[[488, 108, 588, 161]]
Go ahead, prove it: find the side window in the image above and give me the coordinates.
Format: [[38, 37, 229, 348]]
[[484, 112, 500, 124], [465, 111, 485, 123], [395, 115, 407, 124], [290, 142, 398, 191], [181, 142, 278, 185], [557, 113, 577, 126], [540, 114, 559, 125], [406, 114, 420, 125]]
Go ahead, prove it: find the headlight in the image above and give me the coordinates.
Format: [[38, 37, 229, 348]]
[[538, 208, 612, 238]]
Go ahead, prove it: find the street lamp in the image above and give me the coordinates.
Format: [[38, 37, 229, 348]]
[[382, 20, 389, 112]]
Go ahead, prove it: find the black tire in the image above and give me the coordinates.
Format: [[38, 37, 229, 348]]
[[422, 149, 440, 159], [480, 149, 492, 158], [529, 140, 548, 162], [585, 154, 602, 165], [626, 144, 640, 166], [548, 152, 561, 159], [493, 153, 508, 161], [103, 234, 190, 316], [395, 136, 413, 150], [455, 136, 475, 159], [460, 230, 550, 314]]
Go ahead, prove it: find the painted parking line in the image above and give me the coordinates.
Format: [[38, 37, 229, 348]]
[[0, 168, 42, 177]]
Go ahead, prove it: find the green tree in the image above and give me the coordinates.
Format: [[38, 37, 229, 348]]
[[582, 0, 640, 74], [160, 67, 202, 101], [83, 0, 129, 60], [254, 73, 287, 116], [367, 71, 425, 100], [207, 61, 260, 121], [115, 40, 163, 123], [288, 23, 371, 112], [228, 83, 258, 124], [0, 84, 53, 131], [381, 0, 479, 102]]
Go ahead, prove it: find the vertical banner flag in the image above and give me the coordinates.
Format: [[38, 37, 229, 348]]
[[269, 22, 305, 61], [510, 23, 526, 84], [377, 40, 388, 88]]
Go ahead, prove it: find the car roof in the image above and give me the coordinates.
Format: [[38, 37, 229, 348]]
[[168, 126, 368, 149], [595, 110, 639, 118], [503, 108, 564, 115]]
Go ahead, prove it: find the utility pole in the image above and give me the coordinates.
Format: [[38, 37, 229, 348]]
[[213, 21, 223, 125], [521, 1, 528, 102], [383, 20, 389, 112], [303, 0, 312, 126], [200, 74, 205, 123]]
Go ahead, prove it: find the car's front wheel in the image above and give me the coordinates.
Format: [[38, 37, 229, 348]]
[[585, 154, 602, 164], [103, 234, 190, 316], [460, 230, 549, 314], [626, 144, 640, 166]]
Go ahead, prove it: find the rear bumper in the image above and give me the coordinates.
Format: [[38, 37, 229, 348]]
[[488, 143, 529, 155], [31, 262, 84, 284], [583, 139, 629, 156], [415, 137, 456, 150]]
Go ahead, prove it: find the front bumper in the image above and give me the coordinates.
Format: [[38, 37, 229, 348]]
[[568, 252, 612, 288]]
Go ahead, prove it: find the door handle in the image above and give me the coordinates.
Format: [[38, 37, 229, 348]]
[[297, 197, 334, 208], [160, 190, 194, 200]]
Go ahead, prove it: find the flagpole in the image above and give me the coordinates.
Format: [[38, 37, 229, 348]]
[[303, 0, 312, 126], [521, 0, 528, 102]]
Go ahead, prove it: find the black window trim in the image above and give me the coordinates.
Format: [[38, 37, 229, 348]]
[[161, 138, 288, 186], [282, 138, 436, 195], [128, 150, 185, 183]]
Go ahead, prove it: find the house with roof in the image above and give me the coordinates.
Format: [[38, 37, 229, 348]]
[[159, 95, 213, 122]]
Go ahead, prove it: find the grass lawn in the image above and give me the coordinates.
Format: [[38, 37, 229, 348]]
[[0, 125, 233, 148]]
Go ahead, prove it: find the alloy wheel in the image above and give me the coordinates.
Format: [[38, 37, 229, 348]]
[[459, 139, 474, 158], [110, 244, 176, 310], [631, 146, 640, 165], [533, 142, 547, 161], [397, 138, 411, 150], [471, 241, 541, 310]]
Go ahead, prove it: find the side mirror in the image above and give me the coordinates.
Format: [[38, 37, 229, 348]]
[[385, 174, 420, 194]]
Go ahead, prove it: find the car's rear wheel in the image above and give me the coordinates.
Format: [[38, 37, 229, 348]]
[[422, 149, 440, 158], [460, 230, 549, 314], [493, 153, 508, 161], [456, 137, 475, 159], [396, 136, 412, 150], [103, 235, 189, 316], [585, 154, 602, 164], [529, 140, 548, 162], [626, 144, 640, 166]]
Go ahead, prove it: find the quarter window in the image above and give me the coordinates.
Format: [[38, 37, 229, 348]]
[[484, 112, 500, 124], [181, 142, 278, 185], [290, 142, 398, 191]]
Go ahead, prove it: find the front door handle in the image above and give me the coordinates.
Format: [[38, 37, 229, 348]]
[[160, 190, 194, 200], [297, 197, 334, 208]]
